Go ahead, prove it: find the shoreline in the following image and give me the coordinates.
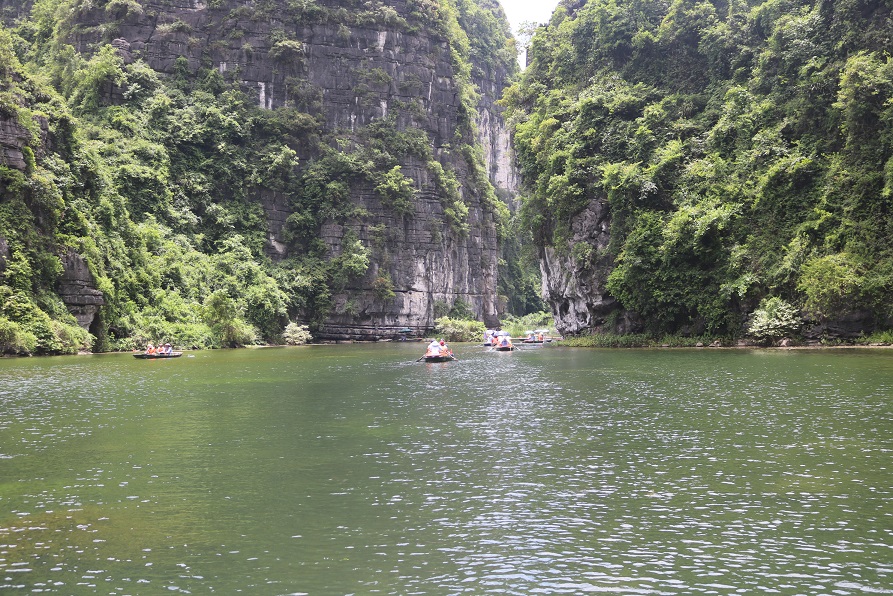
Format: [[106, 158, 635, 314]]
[[2, 339, 892, 359]]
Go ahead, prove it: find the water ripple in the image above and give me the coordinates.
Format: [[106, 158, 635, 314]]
[[2, 347, 893, 593]]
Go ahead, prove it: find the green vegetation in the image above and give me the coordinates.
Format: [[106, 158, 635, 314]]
[[282, 321, 312, 345], [557, 334, 664, 349], [504, 0, 893, 338], [865, 330, 893, 345], [499, 310, 553, 338], [0, 0, 514, 354], [432, 297, 491, 341], [434, 316, 485, 342], [746, 296, 801, 345], [557, 334, 725, 349]]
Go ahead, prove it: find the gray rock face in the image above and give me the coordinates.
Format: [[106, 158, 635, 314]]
[[540, 195, 634, 337], [0, 116, 31, 172], [58, 250, 105, 330], [319, 180, 500, 338], [0, 236, 9, 274], [475, 63, 517, 199], [65, 0, 512, 339], [0, 0, 33, 26], [802, 310, 878, 340]]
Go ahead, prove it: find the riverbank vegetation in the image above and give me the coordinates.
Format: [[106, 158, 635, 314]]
[[556, 332, 893, 349], [432, 310, 556, 342], [499, 310, 554, 338], [504, 0, 893, 339], [434, 316, 486, 342]]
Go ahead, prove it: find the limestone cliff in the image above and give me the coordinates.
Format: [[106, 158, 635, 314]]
[[506, 0, 893, 341], [7, 0, 518, 341]]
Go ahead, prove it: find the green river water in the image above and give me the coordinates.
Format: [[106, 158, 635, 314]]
[[1, 343, 892, 594]]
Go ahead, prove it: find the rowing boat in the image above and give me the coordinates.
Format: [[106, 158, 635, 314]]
[[422, 354, 456, 362]]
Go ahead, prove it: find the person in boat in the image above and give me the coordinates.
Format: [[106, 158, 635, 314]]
[[146, 342, 156, 355], [426, 339, 441, 357], [163, 343, 173, 354], [498, 334, 512, 348], [439, 339, 452, 357]]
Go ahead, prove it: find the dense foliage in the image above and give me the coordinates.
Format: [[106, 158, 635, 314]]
[[504, 0, 893, 337], [433, 315, 486, 342], [499, 310, 554, 337], [746, 296, 800, 344], [0, 0, 515, 354]]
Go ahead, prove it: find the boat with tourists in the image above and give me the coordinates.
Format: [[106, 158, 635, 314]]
[[419, 339, 456, 362], [522, 329, 552, 343], [135, 342, 181, 359], [134, 351, 182, 359], [492, 332, 515, 351]]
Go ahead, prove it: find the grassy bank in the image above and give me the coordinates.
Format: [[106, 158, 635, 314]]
[[555, 331, 893, 349]]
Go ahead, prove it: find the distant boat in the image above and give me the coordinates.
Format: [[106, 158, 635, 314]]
[[133, 352, 183, 359], [521, 329, 553, 343]]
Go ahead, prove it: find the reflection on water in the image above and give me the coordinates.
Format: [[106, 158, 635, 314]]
[[1, 346, 892, 593]]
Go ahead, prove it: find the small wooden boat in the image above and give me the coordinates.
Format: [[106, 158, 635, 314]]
[[134, 352, 183, 359], [494, 345, 516, 351], [422, 354, 456, 362], [521, 329, 552, 343]]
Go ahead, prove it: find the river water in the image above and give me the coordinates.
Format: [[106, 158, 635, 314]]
[[1, 344, 891, 594]]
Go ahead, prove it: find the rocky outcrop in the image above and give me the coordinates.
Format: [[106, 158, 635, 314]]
[[0, 1, 34, 26], [802, 311, 879, 340], [65, 0, 513, 339], [0, 115, 32, 172], [540, 196, 623, 337], [0, 236, 9, 274], [57, 250, 105, 331]]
